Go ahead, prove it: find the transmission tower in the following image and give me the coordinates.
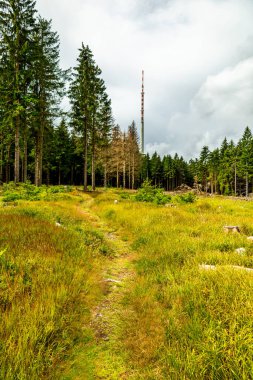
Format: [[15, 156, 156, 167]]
[[141, 70, 144, 154]]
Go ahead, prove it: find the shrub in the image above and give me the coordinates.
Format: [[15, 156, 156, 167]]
[[2, 183, 73, 202], [135, 180, 171, 205], [174, 192, 196, 204]]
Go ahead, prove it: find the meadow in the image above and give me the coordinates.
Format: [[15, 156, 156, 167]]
[[0, 184, 253, 379]]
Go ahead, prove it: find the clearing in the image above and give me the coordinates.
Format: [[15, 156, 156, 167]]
[[0, 187, 253, 379]]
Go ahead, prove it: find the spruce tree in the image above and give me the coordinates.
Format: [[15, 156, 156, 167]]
[[237, 127, 253, 196], [69, 44, 112, 190], [31, 17, 65, 186]]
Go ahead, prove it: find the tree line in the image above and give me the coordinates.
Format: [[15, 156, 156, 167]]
[[1, 1, 253, 195], [189, 126, 253, 196], [142, 126, 253, 195]]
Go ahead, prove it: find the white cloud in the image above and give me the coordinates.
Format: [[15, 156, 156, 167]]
[[163, 57, 253, 159]]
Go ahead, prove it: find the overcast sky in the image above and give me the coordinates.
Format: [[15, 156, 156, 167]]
[[36, 0, 253, 159]]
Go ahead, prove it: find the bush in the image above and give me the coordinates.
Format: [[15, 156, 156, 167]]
[[174, 192, 196, 204], [2, 183, 73, 202], [135, 180, 171, 205]]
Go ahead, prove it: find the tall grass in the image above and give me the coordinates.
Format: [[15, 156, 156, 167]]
[[92, 193, 253, 379], [0, 193, 108, 379], [1, 187, 253, 379]]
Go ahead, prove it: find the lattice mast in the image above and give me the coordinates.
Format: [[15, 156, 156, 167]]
[[141, 70, 145, 154]]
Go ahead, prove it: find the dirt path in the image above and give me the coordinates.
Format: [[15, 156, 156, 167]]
[[76, 198, 136, 379]]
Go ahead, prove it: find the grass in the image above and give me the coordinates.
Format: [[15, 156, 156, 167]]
[[1, 187, 253, 379], [90, 193, 253, 379], [0, 190, 112, 380]]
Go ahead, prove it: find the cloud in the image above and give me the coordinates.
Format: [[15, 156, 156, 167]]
[[192, 58, 253, 119], [35, 0, 253, 159], [164, 57, 253, 159]]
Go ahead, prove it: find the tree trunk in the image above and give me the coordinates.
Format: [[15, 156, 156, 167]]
[[83, 121, 88, 191], [71, 165, 74, 185], [104, 163, 107, 188], [14, 119, 20, 184], [116, 162, 119, 188], [246, 171, 249, 197], [132, 154, 135, 190], [210, 175, 213, 194], [128, 159, 131, 189], [123, 161, 126, 189], [35, 132, 43, 186], [6, 145, 11, 183], [46, 168, 50, 186], [58, 163, 61, 185], [91, 147, 95, 191], [0, 145, 3, 184], [234, 163, 237, 196], [23, 132, 27, 182]]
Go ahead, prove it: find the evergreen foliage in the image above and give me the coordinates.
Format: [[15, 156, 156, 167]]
[[135, 179, 171, 205]]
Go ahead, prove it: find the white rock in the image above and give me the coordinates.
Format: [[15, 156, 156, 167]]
[[235, 248, 246, 254], [231, 265, 253, 273], [114, 200, 118, 204], [247, 236, 253, 241], [199, 264, 216, 270], [55, 222, 62, 227]]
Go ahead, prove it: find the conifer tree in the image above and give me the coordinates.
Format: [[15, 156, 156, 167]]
[[31, 17, 65, 186], [237, 127, 253, 196], [54, 119, 71, 185], [69, 44, 112, 190], [108, 125, 123, 188], [127, 121, 140, 189]]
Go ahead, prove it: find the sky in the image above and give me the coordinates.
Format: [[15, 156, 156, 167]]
[[36, 0, 253, 160]]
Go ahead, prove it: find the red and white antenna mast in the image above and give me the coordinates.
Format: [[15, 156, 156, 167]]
[[141, 70, 144, 154]]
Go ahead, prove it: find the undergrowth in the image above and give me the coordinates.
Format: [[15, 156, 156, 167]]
[[1, 181, 73, 202], [135, 180, 196, 205]]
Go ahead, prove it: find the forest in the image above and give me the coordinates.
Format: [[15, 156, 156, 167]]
[[1, 0, 253, 196]]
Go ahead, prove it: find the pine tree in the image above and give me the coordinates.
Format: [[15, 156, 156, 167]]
[[199, 146, 209, 192], [208, 148, 220, 194], [127, 121, 140, 189], [31, 17, 65, 186], [69, 44, 111, 190], [237, 127, 253, 196], [54, 119, 71, 185], [150, 152, 162, 187], [108, 125, 123, 188]]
